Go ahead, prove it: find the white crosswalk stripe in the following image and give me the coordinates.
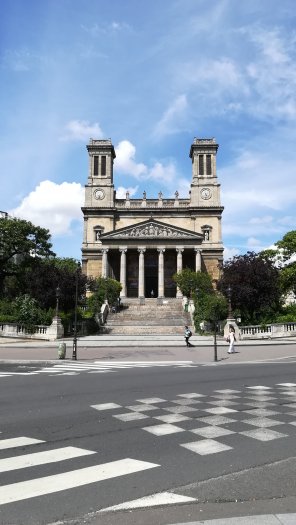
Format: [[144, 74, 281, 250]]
[[0, 446, 95, 473], [0, 361, 198, 378], [0, 433, 159, 507], [0, 458, 159, 506], [0, 437, 44, 449]]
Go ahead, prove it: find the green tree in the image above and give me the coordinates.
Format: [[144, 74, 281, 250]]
[[201, 293, 228, 325], [275, 230, 296, 261], [87, 277, 122, 318], [219, 252, 282, 324], [0, 217, 54, 295], [13, 294, 48, 332], [19, 258, 88, 311], [260, 231, 296, 297], [173, 268, 213, 298]]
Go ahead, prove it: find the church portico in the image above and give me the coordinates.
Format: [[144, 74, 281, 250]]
[[100, 243, 203, 299], [81, 137, 224, 299]]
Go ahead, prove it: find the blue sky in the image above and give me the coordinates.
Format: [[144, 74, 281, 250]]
[[1, 0, 296, 261]]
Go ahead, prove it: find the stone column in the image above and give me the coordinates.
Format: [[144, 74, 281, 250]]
[[138, 248, 146, 298], [176, 248, 184, 298], [101, 248, 109, 278], [218, 217, 222, 242], [119, 248, 127, 298], [83, 217, 88, 244], [195, 248, 202, 271], [158, 248, 165, 298]]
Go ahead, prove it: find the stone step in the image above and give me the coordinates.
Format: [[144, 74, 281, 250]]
[[105, 298, 192, 336], [107, 319, 190, 326], [105, 325, 193, 335]]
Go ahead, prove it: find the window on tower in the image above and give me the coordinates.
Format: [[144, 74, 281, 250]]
[[93, 156, 99, 176], [206, 154, 212, 175], [101, 156, 106, 176], [199, 155, 204, 175]]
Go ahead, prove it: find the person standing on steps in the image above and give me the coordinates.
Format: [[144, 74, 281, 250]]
[[227, 325, 236, 354], [184, 325, 192, 347]]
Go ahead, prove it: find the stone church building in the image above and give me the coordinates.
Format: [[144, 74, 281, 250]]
[[81, 137, 224, 300]]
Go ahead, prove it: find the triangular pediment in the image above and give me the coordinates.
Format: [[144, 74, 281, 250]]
[[101, 219, 203, 240]]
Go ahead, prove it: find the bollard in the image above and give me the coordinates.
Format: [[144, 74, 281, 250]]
[[58, 342, 66, 359]]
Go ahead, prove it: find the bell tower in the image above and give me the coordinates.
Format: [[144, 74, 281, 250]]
[[189, 138, 221, 207], [84, 139, 116, 208]]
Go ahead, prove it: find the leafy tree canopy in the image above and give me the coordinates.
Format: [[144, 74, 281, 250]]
[[173, 268, 213, 298], [0, 217, 54, 294], [87, 277, 122, 317], [20, 258, 87, 312], [275, 230, 296, 261], [260, 230, 296, 296], [219, 251, 281, 324]]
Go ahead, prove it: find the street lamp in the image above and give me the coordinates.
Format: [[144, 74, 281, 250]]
[[55, 286, 61, 318], [72, 262, 81, 361], [188, 279, 194, 299], [227, 285, 233, 319]]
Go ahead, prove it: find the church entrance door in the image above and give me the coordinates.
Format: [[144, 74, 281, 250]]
[[145, 251, 158, 298]]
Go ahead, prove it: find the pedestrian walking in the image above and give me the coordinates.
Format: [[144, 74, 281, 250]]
[[227, 325, 236, 354], [184, 325, 192, 347]]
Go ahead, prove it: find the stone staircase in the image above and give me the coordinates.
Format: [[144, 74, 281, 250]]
[[104, 298, 193, 335]]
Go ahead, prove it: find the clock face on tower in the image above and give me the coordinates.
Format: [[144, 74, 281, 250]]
[[200, 187, 212, 200], [94, 188, 105, 200]]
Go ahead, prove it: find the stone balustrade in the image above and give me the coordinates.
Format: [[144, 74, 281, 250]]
[[0, 317, 64, 341], [239, 322, 296, 339]]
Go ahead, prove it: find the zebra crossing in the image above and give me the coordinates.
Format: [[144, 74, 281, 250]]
[[0, 432, 159, 507], [0, 430, 195, 516], [0, 360, 199, 378]]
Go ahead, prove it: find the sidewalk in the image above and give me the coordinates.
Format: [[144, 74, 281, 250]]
[[0, 335, 295, 363], [1, 338, 296, 525], [167, 515, 296, 524]]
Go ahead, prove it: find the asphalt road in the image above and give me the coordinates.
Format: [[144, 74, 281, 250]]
[[1, 359, 296, 524]]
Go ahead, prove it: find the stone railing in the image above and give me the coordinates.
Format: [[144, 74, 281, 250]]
[[239, 322, 296, 340], [115, 199, 190, 208], [0, 317, 64, 341]]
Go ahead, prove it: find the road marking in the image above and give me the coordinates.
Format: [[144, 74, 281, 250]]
[[0, 458, 159, 505], [143, 423, 185, 436], [181, 439, 233, 455], [91, 403, 122, 410], [0, 446, 96, 473], [0, 437, 45, 450], [100, 491, 197, 512]]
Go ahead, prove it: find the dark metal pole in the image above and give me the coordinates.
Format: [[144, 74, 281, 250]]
[[55, 286, 61, 318], [72, 264, 80, 360], [227, 285, 233, 318], [213, 320, 218, 362]]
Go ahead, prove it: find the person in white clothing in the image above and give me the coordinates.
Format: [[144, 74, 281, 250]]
[[227, 326, 236, 354]]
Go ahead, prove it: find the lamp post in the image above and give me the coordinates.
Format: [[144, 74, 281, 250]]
[[72, 262, 81, 361], [55, 286, 61, 318], [213, 314, 218, 362], [227, 285, 233, 319]]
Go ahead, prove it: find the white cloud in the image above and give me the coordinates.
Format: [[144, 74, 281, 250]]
[[247, 237, 263, 249], [153, 95, 188, 138], [115, 140, 147, 178], [114, 140, 179, 188], [148, 162, 177, 184], [249, 215, 273, 225], [116, 186, 138, 199], [10, 181, 84, 235], [60, 120, 104, 142], [223, 246, 240, 261], [81, 20, 130, 36]]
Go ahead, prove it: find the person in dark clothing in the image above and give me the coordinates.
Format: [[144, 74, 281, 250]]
[[184, 325, 192, 347]]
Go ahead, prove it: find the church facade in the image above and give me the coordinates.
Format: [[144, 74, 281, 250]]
[[81, 137, 224, 300]]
